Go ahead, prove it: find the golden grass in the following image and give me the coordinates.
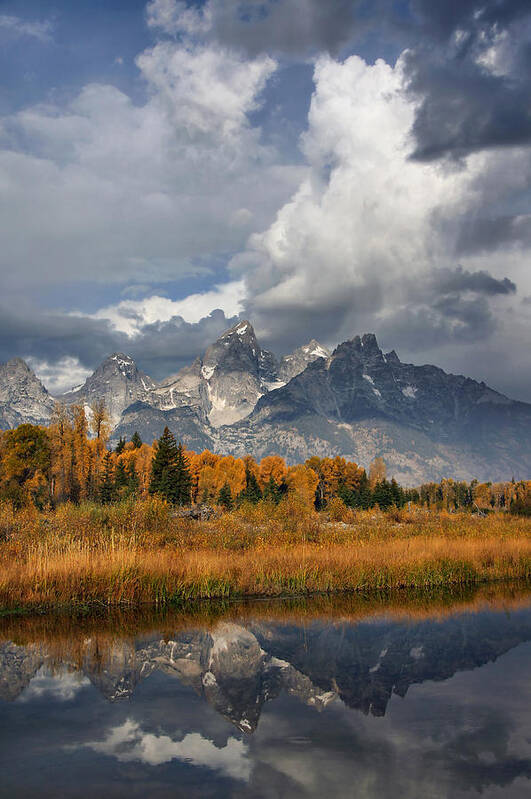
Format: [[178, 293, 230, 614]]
[[0, 498, 530, 610]]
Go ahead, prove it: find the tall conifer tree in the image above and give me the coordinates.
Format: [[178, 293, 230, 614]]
[[149, 428, 191, 505]]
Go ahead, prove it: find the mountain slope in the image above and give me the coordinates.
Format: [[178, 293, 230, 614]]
[[0, 358, 55, 429], [147, 321, 329, 428], [60, 353, 156, 427], [220, 334, 531, 483]]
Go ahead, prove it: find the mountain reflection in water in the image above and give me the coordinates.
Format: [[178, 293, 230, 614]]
[[1, 586, 531, 798]]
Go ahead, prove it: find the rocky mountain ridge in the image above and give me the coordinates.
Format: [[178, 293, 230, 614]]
[[1, 321, 530, 482], [0, 358, 55, 429]]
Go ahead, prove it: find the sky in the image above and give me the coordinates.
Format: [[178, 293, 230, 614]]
[[0, 0, 530, 399]]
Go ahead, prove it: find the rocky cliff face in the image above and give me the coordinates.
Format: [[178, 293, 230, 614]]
[[60, 353, 156, 427], [115, 321, 329, 439], [0, 358, 55, 428]]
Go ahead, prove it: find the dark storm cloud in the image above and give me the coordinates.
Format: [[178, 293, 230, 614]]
[[165, 1, 531, 161], [431, 266, 516, 296], [375, 267, 518, 352], [409, 0, 531, 40], [405, 52, 531, 161], [456, 215, 531, 254], [0, 306, 238, 386], [402, 1, 531, 160]]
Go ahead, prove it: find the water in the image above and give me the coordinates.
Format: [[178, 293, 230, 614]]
[[1, 588, 530, 798]]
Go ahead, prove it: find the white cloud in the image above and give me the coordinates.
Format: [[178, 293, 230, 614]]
[[0, 15, 52, 42], [90, 279, 246, 335], [20, 668, 91, 702], [82, 719, 251, 780], [235, 51, 529, 373], [238, 55, 471, 323], [146, 0, 212, 37], [0, 31, 300, 295]]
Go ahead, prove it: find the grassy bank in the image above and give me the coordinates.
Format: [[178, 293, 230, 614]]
[[1, 498, 530, 610]]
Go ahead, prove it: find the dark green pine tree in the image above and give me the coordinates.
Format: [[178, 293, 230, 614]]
[[114, 460, 128, 493], [359, 471, 373, 509], [390, 478, 404, 508], [149, 428, 191, 505], [115, 436, 126, 455], [239, 465, 262, 504], [337, 482, 355, 507], [150, 427, 178, 502], [174, 442, 192, 506], [131, 431, 142, 449], [263, 475, 281, 504], [218, 482, 233, 510], [372, 479, 394, 510], [99, 451, 115, 504]]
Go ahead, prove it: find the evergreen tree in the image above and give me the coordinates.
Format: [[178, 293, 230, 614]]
[[390, 478, 404, 508], [174, 442, 192, 506], [353, 470, 371, 509], [218, 482, 233, 510], [115, 437, 126, 455], [263, 475, 282, 504], [372, 479, 394, 510], [114, 460, 128, 492], [239, 465, 262, 504], [99, 451, 115, 504], [337, 482, 355, 507], [149, 428, 191, 505], [150, 427, 178, 502], [131, 431, 142, 449]]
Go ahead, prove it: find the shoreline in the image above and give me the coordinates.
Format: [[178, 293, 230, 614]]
[[2, 575, 531, 619]]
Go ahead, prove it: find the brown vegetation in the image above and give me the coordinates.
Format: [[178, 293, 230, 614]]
[[0, 498, 529, 611]]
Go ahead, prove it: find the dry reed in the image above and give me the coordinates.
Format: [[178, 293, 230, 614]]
[[0, 498, 530, 610]]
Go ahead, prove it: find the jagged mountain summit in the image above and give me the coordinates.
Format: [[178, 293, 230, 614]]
[[60, 352, 156, 427], [0, 358, 55, 429], [0, 323, 530, 483], [150, 321, 329, 428]]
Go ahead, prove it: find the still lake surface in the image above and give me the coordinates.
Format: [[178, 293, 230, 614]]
[[1, 587, 530, 798]]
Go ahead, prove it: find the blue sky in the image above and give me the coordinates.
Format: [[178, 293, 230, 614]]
[[0, 0, 530, 399]]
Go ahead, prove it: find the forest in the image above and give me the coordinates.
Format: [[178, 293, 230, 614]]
[[0, 402, 529, 517]]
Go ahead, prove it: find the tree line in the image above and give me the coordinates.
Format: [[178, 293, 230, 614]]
[[0, 407, 529, 516]]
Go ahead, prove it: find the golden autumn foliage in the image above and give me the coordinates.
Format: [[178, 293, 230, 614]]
[[1, 413, 530, 520]]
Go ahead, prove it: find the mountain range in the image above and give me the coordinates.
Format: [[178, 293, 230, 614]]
[[0, 320, 530, 484]]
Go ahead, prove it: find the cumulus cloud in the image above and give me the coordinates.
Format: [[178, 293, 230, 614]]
[[82, 719, 251, 780], [89, 279, 246, 334], [0, 30, 300, 296], [27, 356, 92, 395], [230, 50, 530, 396], [0, 303, 239, 388]]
